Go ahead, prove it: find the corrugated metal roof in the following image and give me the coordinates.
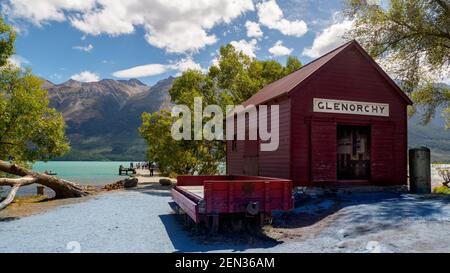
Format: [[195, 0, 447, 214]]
[[243, 41, 354, 107]]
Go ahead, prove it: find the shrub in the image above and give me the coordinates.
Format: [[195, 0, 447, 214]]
[[433, 186, 450, 195], [436, 167, 450, 188]]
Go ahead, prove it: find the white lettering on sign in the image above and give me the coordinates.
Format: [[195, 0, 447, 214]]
[[313, 98, 389, 117]]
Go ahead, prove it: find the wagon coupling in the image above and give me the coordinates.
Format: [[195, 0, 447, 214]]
[[246, 201, 260, 216]]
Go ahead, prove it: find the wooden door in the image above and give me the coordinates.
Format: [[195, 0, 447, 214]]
[[311, 120, 337, 182]]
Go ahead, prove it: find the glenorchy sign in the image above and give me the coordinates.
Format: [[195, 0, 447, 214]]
[[313, 98, 390, 117]]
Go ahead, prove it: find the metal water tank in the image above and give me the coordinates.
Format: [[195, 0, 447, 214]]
[[409, 147, 431, 194]]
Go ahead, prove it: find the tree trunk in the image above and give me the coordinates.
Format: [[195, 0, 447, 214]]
[[0, 176, 37, 210], [0, 160, 91, 199]]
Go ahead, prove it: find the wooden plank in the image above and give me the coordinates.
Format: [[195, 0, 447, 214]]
[[177, 186, 204, 199], [175, 186, 203, 204], [171, 188, 199, 223], [177, 175, 230, 186]]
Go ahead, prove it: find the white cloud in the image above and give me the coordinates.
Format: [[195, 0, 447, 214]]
[[70, 71, 100, 82], [245, 21, 263, 38], [256, 0, 307, 37], [170, 57, 203, 73], [113, 64, 168, 78], [1, 0, 96, 26], [8, 55, 30, 67], [230, 39, 258, 58], [72, 44, 94, 52], [303, 19, 353, 58], [143, 23, 218, 54], [4, 0, 255, 53], [112, 57, 203, 78], [269, 40, 293, 56]]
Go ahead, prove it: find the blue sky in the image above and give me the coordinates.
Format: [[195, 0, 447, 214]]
[[3, 0, 352, 86]]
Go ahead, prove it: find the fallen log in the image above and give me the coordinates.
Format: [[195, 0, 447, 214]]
[[0, 160, 92, 211], [0, 176, 37, 210]]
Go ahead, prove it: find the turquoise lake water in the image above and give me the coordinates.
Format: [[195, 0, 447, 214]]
[[32, 161, 138, 185], [0, 161, 226, 197]]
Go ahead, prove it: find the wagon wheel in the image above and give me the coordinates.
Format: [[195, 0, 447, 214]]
[[206, 215, 220, 234]]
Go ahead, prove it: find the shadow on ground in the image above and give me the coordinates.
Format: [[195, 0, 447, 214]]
[[131, 183, 173, 197], [272, 192, 450, 236], [159, 212, 281, 252], [0, 217, 19, 222]]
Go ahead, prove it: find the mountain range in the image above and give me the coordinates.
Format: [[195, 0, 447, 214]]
[[44, 78, 450, 162], [45, 77, 174, 161]]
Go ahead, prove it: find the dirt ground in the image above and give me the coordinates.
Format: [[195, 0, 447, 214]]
[[0, 193, 96, 219]]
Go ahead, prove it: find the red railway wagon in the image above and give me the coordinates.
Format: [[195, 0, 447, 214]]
[[171, 175, 293, 228]]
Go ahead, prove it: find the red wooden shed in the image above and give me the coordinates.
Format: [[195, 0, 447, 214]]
[[226, 40, 413, 187]]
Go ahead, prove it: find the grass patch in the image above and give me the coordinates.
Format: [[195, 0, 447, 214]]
[[433, 186, 450, 195], [6, 195, 51, 207]]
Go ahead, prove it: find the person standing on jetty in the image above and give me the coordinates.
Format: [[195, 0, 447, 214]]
[[150, 162, 155, 177]]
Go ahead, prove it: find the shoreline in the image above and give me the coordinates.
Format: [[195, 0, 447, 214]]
[[0, 193, 97, 220], [0, 169, 175, 220]]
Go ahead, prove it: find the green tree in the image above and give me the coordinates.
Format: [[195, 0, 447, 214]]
[[285, 56, 303, 73], [347, 0, 450, 127], [0, 17, 69, 164], [0, 17, 15, 67], [0, 67, 70, 162], [140, 45, 302, 176], [209, 45, 302, 106], [140, 110, 194, 177], [0, 18, 90, 205]]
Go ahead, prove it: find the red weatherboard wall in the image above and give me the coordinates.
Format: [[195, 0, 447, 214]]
[[258, 98, 291, 179], [226, 97, 291, 179], [227, 42, 409, 187]]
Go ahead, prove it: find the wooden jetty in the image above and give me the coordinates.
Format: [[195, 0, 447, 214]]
[[119, 166, 136, 175]]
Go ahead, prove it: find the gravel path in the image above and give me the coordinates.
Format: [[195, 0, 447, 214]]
[[0, 186, 449, 253]]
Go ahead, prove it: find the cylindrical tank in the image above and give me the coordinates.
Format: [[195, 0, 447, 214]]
[[409, 147, 431, 194]]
